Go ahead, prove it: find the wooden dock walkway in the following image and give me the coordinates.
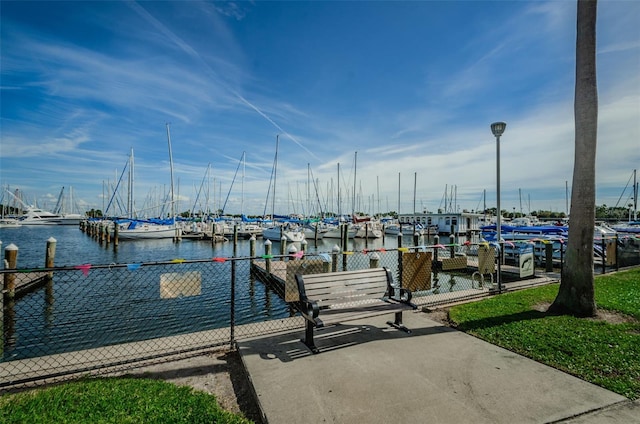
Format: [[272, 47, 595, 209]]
[[3, 271, 50, 299]]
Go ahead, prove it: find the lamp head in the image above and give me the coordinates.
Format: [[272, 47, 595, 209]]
[[491, 122, 507, 137]]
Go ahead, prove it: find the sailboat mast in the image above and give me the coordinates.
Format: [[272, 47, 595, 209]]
[[166, 123, 175, 219], [413, 172, 417, 216], [352, 151, 357, 216], [397, 173, 400, 216], [376, 176, 380, 218], [129, 148, 134, 219], [634, 169, 638, 221], [519, 188, 523, 216], [241, 152, 245, 216], [271, 135, 279, 219]]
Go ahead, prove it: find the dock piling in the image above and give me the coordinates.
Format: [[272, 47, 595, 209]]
[[264, 240, 272, 274], [45, 237, 56, 307], [331, 245, 340, 272]]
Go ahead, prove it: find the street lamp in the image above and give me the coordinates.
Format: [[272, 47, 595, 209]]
[[491, 121, 506, 292]]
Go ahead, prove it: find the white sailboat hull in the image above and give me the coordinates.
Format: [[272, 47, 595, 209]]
[[262, 226, 305, 242], [114, 222, 178, 240]]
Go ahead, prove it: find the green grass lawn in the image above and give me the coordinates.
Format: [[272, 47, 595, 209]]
[[448, 267, 640, 400], [0, 377, 253, 424]]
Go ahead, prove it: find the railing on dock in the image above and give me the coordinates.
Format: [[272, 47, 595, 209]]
[[1, 231, 638, 390]]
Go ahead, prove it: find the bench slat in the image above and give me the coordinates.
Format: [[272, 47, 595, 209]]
[[305, 283, 388, 301], [316, 302, 414, 327]]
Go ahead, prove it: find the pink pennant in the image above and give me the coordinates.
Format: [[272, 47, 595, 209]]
[[74, 264, 92, 276], [212, 257, 227, 263]]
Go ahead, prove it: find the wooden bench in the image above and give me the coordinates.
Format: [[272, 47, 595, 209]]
[[295, 267, 417, 353]]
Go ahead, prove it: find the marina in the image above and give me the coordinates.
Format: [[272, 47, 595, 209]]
[[0, 225, 493, 361], [1, 219, 637, 388]]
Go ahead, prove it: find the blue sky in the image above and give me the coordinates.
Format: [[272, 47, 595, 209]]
[[1, 1, 639, 217]]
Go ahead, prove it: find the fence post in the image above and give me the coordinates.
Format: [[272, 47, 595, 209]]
[[450, 234, 455, 258], [433, 235, 440, 284], [233, 225, 238, 256], [545, 242, 553, 272], [341, 224, 348, 254], [615, 234, 619, 271], [560, 241, 565, 281], [230, 252, 236, 348], [397, 231, 403, 284], [601, 238, 606, 274], [433, 235, 439, 263]]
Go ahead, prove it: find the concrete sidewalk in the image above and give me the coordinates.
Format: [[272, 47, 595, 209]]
[[238, 311, 638, 424]]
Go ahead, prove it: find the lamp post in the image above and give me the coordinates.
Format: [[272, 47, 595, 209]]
[[491, 121, 506, 292]]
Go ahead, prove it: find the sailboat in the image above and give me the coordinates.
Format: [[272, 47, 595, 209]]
[[114, 126, 180, 240], [53, 186, 84, 225], [261, 135, 305, 243], [350, 152, 382, 239], [323, 162, 356, 239]]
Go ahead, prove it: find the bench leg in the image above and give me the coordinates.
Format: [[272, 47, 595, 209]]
[[387, 311, 411, 334], [302, 321, 320, 354]]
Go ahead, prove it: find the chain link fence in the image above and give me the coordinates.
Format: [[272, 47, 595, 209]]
[[2, 233, 637, 390]]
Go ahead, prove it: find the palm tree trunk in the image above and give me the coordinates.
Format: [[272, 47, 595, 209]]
[[549, 0, 598, 317]]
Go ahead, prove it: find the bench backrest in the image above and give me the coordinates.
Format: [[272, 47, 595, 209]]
[[296, 267, 393, 309]]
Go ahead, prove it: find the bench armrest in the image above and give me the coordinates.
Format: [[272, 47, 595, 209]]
[[300, 299, 320, 320], [295, 274, 320, 320], [389, 286, 413, 303]]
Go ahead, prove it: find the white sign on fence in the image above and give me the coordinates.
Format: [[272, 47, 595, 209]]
[[519, 244, 535, 278], [160, 271, 202, 298]]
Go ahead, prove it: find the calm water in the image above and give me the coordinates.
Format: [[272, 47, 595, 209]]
[[0, 225, 412, 268]]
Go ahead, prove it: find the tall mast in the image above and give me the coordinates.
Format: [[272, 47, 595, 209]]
[[271, 135, 279, 219], [166, 123, 175, 219], [519, 188, 523, 216], [241, 152, 245, 216], [337, 163, 341, 217], [352, 151, 357, 215], [634, 169, 638, 221], [413, 172, 417, 216], [129, 148, 134, 218], [397, 173, 400, 216]]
